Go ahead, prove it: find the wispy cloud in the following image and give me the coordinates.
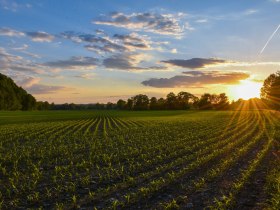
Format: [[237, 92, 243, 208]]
[[74, 73, 96, 79], [103, 53, 166, 71], [0, 47, 43, 74], [0, 0, 32, 12], [25, 84, 69, 94], [62, 31, 156, 54], [44, 56, 99, 70], [11, 44, 29, 51], [0, 27, 25, 36], [16, 76, 41, 88], [0, 27, 55, 42], [26, 31, 55, 42], [142, 71, 250, 88]]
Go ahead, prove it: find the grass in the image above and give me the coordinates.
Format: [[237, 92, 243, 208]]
[[0, 110, 279, 209]]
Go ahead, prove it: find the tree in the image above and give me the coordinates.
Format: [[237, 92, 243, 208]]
[[216, 93, 229, 110], [211, 93, 229, 110], [150, 97, 158, 110], [177, 91, 196, 109], [261, 71, 280, 109], [0, 73, 37, 110], [132, 94, 149, 110], [166, 92, 178, 110], [126, 98, 134, 110], [157, 98, 166, 110], [117, 99, 126, 110], [22, 94, 36, 110], [197, 93, 212, 110]]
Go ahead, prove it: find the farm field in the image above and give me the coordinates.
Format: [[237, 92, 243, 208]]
[[0, 110, 279, 209]]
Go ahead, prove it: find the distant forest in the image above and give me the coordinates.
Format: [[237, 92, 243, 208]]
[[0, 72, 279, 111]]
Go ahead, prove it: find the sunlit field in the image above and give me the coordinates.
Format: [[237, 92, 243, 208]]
[[0, 110, 279, 209]]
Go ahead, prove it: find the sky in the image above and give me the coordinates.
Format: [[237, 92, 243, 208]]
[[0, 0, 279, 103]]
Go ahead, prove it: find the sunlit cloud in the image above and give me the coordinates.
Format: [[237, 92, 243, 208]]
[[16, 76, 41, 88], [142, 71, 250, 88], [93, 12, 188, 36]]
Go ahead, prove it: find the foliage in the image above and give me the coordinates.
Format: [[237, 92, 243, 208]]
[[0, 73, 36, 110], [261, 71, 280, 109]]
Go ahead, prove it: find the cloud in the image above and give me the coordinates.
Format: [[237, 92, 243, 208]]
[[62, 31, 153, 54], [195, 19, 208, 23], [171, 48, 177, 54], [0, 27, 25, 36], [244, 9, 258, 15], [103, 53, 166, 71], [16, 76, 41, 88], [0, 27, 55, 42], [0, 47, 44, 74], [25, 84, 68, 94], [114, 33, 152, 50], [9, 75, 67, 95], [141, 71, 250, 88], [12, 44, 29, 51], [74, 73, 96, 79], [44, 56, 98, 70], [61, 31, 127, 53], [26, 31, 54, 42], [0, 0, 32, 12], [93, 12, 188, 36], [161, 58, 228, 69]]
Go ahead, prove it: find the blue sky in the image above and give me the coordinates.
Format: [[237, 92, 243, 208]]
[[0, 0, 279, 103]]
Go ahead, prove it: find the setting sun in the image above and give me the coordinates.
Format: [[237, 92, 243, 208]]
[[230, 80, 262, 100]]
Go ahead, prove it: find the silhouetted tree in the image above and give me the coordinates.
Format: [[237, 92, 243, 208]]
[[261, 71, 280, 109], [133, 94, 149, 110], [117, 99, 126, 110], [157, 98, 166, 110], [177, 91, 197, 109], [150, 97, 158, 110], [126, 98, 134, 110], [197, 93, 212, 110], [0, 73, 37, 110], [166, 92, 178, 110]]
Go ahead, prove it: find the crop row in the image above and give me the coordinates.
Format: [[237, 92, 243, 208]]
[[0, 111, 279, 209]]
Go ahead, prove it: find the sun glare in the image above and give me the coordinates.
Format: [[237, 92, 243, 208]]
[[230, 80, 262, 100]]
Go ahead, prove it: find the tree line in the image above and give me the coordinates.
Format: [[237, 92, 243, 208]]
[[0, 71, 279, 111]]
